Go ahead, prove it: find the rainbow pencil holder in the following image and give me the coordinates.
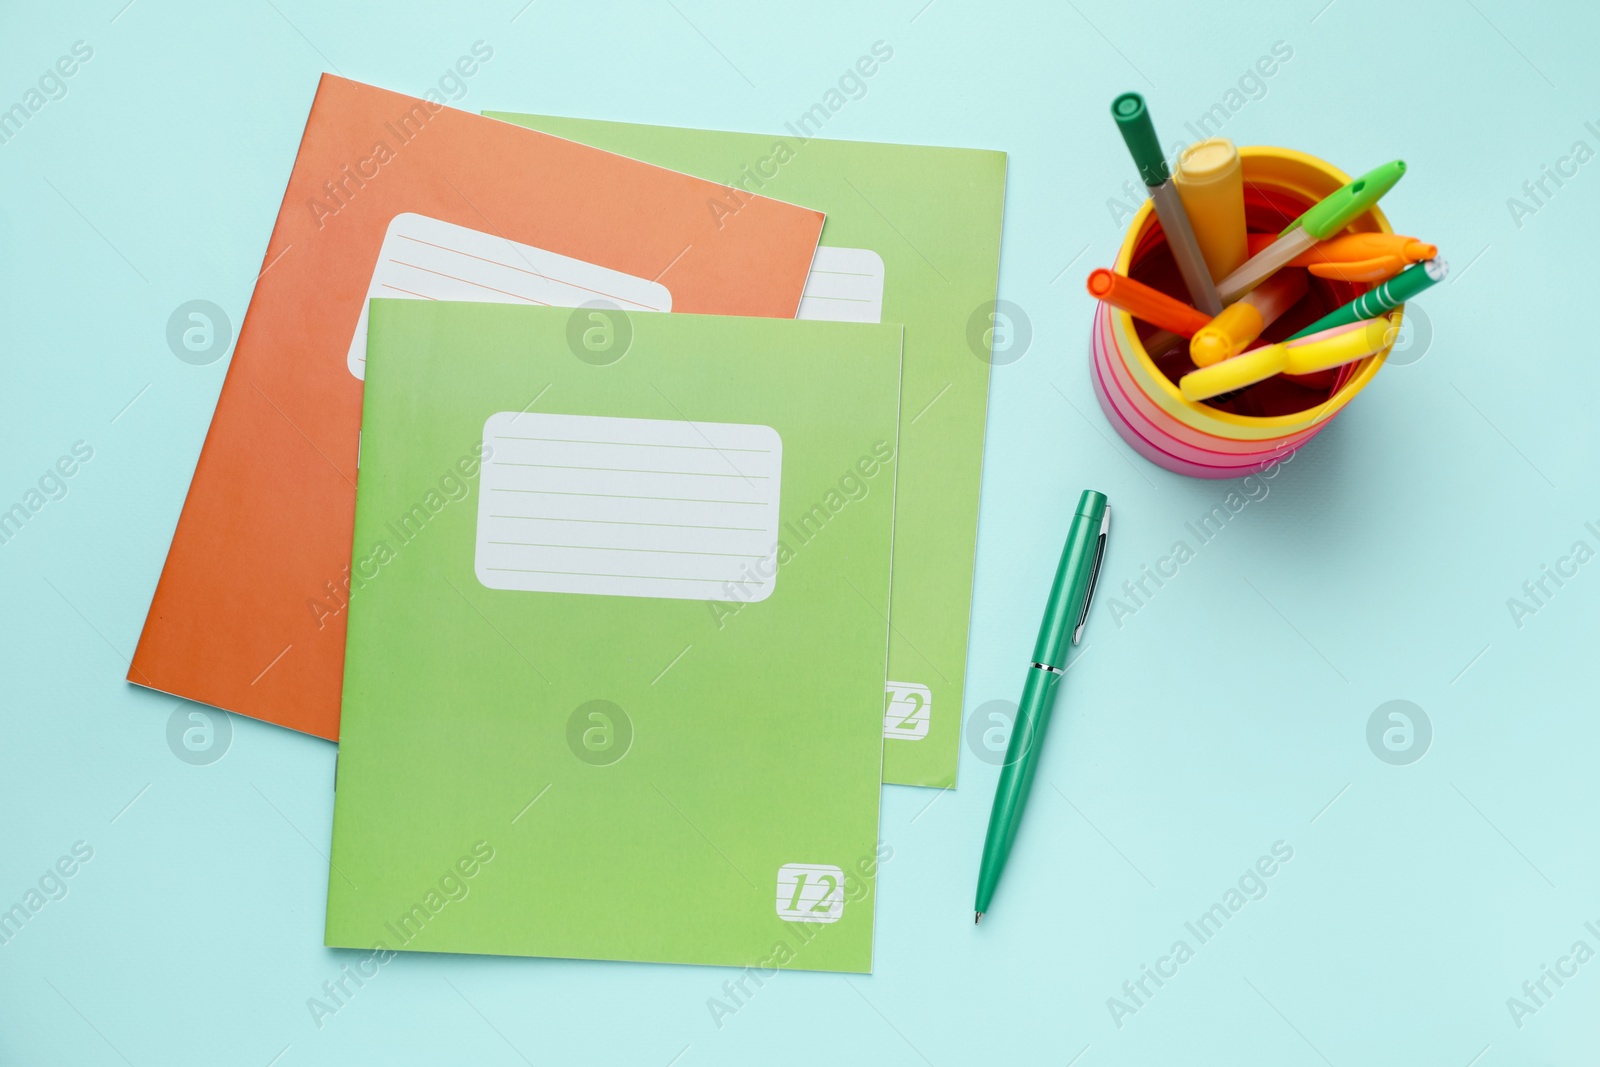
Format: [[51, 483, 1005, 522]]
[[1091, 146, 1401, 479]]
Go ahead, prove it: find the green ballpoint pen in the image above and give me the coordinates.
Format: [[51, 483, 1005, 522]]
[[1285, 257, 1449, 340], [975, 490, 1110, 923]]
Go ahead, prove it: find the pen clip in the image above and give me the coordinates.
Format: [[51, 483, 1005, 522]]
[[1073, 506, 1110, 645]]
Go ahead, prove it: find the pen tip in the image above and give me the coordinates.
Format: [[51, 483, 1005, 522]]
[[974, 912, 983, 925]]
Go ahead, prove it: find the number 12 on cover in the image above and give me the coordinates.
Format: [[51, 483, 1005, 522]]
[[775, 864, 846, 923]]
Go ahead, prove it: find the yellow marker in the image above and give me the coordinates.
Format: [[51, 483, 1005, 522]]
[[1188, 268, 1308, 368], [1180, 316, 1396, 402], [1173, 138, 1247, 282], [1285, 316, 1399, 373]]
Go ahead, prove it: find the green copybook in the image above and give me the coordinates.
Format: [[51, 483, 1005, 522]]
[[325, 300, 902, 972], [488, 112, 1007, 789]]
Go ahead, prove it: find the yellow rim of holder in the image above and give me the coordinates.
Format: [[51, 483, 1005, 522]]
[[1110, 146, 1399, 441]]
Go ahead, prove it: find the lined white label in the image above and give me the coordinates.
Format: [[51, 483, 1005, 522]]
[[883, 681, 931, 740], [348, 212, 672, 379], [797, 246, 885, 324], [775, 864, 846, 924], [476, 412, 783, 602]]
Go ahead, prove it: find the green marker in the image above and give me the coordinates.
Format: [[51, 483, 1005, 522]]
[[975, 490, 1110, 923], [1217, 159, 1408, 303], [1287, 258, 1448, 340], [1111, 93, 1222, 315]]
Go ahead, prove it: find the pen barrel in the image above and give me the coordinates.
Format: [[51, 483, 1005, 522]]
[[975, 666, 1062, 914], [1031, 492, 1107, 668], [1287, 259, 1445, 340], [1148, 181, 1223, 315], [1217, 228, 1314, 304]]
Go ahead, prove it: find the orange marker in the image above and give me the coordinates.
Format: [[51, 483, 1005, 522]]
[[1188, 268, 1309, 367], [1245, 231, 1438, 284], [1086, 268, 1211, 338]]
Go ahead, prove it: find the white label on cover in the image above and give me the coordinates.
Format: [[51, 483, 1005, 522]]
[[348, 212, 672, 379], [775, 864, 846, 924], [476, 412, 783, 602], [797, 246, 885, 324], [883, 681, 931, 740]]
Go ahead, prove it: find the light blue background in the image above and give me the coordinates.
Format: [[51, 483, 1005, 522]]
[[3, 0, 1597, 1063]]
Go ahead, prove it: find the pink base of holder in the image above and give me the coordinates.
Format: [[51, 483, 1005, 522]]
[[1089, 305, 1321, 478]]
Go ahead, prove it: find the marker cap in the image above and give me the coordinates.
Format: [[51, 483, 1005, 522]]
[[1111, 93, 1169, 187], [1174, 139, 1240, 188], [1285, 160, 1407, 240], [1174, 138, 1248, 281]]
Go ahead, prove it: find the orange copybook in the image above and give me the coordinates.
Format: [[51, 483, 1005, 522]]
[[130, 75, 826, 739]]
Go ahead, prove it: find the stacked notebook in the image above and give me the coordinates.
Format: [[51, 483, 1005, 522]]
[[131, 75, 1006, 972]]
